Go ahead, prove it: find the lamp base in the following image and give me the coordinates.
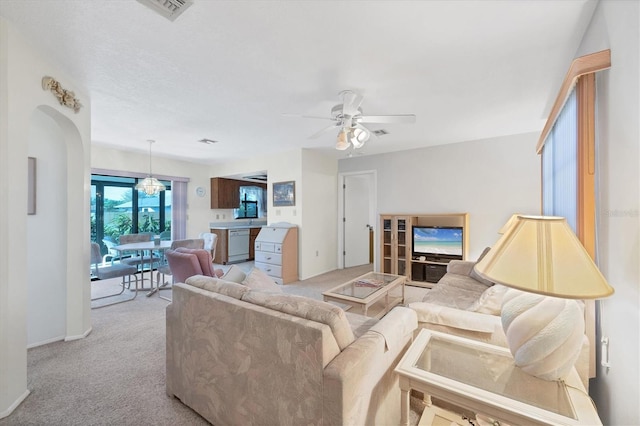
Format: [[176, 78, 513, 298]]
[[501, 289, 584, 381]]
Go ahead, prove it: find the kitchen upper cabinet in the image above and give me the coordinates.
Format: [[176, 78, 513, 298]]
[[210, 178, 240, 209]]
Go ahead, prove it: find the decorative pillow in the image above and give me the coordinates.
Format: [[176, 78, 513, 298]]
[[241, 291, 355, 350], [221, 264, 247, 283], [242, 267, 282, 293], [467, 284, 509, 315], [470, 246, 494, 286]]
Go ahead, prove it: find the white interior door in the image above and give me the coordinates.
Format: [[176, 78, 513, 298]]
[[343, 174, 372, 267]]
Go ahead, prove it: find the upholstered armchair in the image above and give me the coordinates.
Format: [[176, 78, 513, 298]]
[[162, 248, 223, 301]]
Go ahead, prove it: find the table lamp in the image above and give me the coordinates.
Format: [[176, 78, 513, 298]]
[[474, 215, 614, 381]]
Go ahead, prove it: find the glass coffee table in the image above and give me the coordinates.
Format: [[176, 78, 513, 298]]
[[395, 329, 602, 426], [322, 272, 405, 319]]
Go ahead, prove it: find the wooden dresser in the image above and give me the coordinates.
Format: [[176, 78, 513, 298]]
[[254, 224, 298, 284]]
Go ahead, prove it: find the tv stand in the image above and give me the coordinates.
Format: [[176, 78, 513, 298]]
[[380, 213, 468, 288]]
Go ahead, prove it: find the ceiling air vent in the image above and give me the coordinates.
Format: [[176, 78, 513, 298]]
[[373, 129, 389, 136], [136, 0, 194, 22], [198, 138, 218, 145]]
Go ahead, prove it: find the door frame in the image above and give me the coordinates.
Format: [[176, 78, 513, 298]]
[[337, 170, 377, 270]]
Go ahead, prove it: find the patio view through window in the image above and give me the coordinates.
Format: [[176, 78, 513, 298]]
[[91, 174, 172, 257]]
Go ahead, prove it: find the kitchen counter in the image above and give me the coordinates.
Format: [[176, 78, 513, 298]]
[[209, 222, 266, 264]]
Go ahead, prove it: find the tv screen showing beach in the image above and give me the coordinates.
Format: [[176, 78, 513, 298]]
[[413, 227, 463, 256]]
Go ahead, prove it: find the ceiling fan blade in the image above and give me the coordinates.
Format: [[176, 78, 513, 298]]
[[342, 91, 364, 116], [358, 114, 416, 124], [282, 113, 335, 121], [309, 123, 341, 139]]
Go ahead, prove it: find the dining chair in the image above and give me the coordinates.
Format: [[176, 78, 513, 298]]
[[199, 232, 219, 261], [90, 242, 139, 308]]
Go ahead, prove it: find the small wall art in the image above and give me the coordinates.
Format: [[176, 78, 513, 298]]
[[273, 180, 295, 207], [28, 157, 36, 215]]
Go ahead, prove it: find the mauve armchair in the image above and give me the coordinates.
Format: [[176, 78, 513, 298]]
[[163, 248, 223, 301]]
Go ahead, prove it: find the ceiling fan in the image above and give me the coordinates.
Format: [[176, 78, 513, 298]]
[[285, 90, 416, 150]]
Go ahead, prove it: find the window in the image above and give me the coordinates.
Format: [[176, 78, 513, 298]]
[[538, 50, 609, 259], [235, 186, 266, 219]]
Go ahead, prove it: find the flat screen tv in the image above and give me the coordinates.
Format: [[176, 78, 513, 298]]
[[412, 226, 463, 259]]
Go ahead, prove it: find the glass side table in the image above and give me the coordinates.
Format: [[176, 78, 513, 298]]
[[395, 329, 602, 426]]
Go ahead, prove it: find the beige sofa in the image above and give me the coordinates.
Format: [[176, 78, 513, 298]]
[[166, 275, 418, 426]]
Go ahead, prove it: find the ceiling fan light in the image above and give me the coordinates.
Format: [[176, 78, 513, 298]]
[[336, 129, 349, 150], [350, 127, 369, 149]]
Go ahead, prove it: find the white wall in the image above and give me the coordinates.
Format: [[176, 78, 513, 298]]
[[91, 144, 214, 238], [339, 132, 541, 260], [300, 150, 338, 279], [576, 1, 640, 424], [0, 17, 91, 418], [27, 110, 68, 347]]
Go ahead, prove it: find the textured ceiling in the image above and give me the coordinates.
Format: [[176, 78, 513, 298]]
[[0, 0, 595, 164]]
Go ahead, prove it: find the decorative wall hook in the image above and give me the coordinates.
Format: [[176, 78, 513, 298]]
[[42, 76, 82, 113]]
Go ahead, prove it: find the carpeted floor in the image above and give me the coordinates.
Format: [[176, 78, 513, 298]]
[[1, 264, 428, 425]]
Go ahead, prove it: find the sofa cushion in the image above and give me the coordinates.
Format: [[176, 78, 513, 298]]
[[241, 291, 355, 350], [467, 284, 509, 315], [185, 275, 250, 300], [242, 267, 282, 293], [423, 273, 488, 310]]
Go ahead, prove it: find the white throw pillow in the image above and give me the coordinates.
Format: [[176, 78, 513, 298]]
[[468, 284, 509, 315], [242, 267, 282, 293], [221, 264, 247, 283]]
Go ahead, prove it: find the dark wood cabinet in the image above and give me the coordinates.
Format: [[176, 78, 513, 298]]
[[248, 227, 261, 260], [210, 178, 240, 209]]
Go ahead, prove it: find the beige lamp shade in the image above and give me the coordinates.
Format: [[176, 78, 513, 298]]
[[475, 215, 614, 299], [497, 213, 520, 234]]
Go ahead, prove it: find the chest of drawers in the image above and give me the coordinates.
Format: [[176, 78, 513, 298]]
[[254, 224, 298, 284]]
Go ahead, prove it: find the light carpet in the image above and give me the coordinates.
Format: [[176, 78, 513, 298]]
[[1, 264, 427, 425]]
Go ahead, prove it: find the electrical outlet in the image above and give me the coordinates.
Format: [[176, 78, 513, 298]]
[[316, 250, 319, 257], [276, 209, 281, 216], [223, 214, 226, 219], [216, 214, 220, 220], [293, 209, 297, 216]]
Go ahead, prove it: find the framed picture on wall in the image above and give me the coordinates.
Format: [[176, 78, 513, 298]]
[[273, 180, 295, 207], [28, 157, 36, 215]]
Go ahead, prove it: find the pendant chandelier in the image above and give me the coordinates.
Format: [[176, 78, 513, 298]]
[[135, 139, 166, 196]]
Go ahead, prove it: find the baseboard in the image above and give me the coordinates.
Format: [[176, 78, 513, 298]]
[[27, 335, 65, 349], [0, 389, 30, 419], [65, 326, 92, 342]]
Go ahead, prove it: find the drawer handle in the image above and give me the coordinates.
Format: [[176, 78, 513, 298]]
[[266, 269, 271, 272], [266, 256, 271, 260]]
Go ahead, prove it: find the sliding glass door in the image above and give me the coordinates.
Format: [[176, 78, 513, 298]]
[[91, 175, 171, 256]]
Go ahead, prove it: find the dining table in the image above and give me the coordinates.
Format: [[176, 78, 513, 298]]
[[113, 240, 172, 297]]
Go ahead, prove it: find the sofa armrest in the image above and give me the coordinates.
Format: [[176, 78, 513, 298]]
[[408, 301, 500, 333], [446, 260, 475, 276], [323, 307, 417, 426]]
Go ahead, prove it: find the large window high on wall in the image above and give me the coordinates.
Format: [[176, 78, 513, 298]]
[[91, 174, 172, 255]]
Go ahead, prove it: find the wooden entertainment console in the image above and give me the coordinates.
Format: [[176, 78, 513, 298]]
[[379, 213, 469, 288]]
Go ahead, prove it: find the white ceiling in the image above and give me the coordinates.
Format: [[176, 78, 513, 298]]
[[0, 0, 595, 164]]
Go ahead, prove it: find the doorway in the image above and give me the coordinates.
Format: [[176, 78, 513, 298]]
[[338, 171, 376, 269]]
